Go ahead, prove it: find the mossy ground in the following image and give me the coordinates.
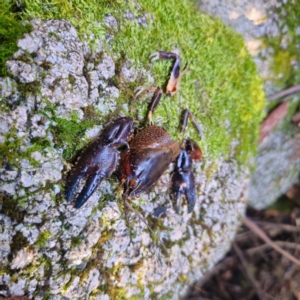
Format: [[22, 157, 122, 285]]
[[0, 0, 265, 165]]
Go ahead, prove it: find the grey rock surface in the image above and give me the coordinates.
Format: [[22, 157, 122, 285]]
[[248, 126, 300, 209], [0, 19, 249, 299]]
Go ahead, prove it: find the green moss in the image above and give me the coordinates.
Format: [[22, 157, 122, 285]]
[[128, 260, 144, 273], [0, 127, 52, 168], [48, 31, 60, 41], [35, 230, 51, 248], [151, 290, 175, 300], [178, 273, 189, 283], [68, 74, 76, 86], [0, 193, 26, 222], [40, 60, 53, 70], [10, 231, 29, 254], [0, 0, 32, 76], [71, 236, 82, 247], [43, 104, 104, 161]]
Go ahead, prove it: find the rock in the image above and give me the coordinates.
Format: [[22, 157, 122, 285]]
[[248, 129, 300, 209], [8, 279, 27, 297], [0, 1, 264, 298], [122, 60, 138, 82], [197, 0, 300, 209], [18, 33, 42, 53], [62, 276, 81, 298], [104, 15, 118, 31], [11, 248, 35, 269], [0, 215, 13, 261], [86, 269, 101, 295], [6, 61, 37, 83], [96, 54, 115, 80], [0, 77, 17, 98], [0, 182, 17, 196]]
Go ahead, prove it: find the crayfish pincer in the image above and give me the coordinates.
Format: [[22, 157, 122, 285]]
[[171, 139, 202, 214], [65, 117, 134, 208]]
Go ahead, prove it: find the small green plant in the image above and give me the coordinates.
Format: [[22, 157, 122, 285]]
[[35, 230, 51, 248], [71, 236, 82, 247]]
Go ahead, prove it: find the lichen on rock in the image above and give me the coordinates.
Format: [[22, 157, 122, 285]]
[[0, 1, 264, 299]]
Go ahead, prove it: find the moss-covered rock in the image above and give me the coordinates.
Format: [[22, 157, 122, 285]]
[[0, 1, 264, 299], [197, 0, 300, 209]]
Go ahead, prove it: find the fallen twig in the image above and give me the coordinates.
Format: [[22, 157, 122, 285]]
[[252, 221, 300, 233], [247, 241, 300, 256], [267, 84, 300, 101], [243, 217, 300, 267]]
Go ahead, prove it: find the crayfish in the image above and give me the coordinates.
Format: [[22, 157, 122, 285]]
[[65, 51, 202, 213]]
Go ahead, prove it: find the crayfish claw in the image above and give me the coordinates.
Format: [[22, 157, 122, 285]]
[[171, 171, 196, 214], [65, 166, 88, 202], [65, 117, 134, 208], [75, 173, 104, 208], [171, 140, 201, 214]]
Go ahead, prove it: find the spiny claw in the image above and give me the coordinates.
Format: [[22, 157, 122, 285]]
[[65, 117, 134, 208]]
